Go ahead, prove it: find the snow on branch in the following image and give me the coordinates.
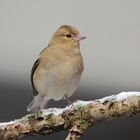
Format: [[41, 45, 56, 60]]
[[0, 91, 140, 140]]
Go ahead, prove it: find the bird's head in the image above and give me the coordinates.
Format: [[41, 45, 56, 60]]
[[49, 25, 86, 49]]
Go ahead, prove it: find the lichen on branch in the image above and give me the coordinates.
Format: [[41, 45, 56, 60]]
[[0, 91, 140, 140]]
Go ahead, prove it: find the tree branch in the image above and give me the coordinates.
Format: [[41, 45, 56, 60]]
[[0, 92, 140, 140]]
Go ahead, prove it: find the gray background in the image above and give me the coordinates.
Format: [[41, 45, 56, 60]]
[[0, 0, 140, 140]]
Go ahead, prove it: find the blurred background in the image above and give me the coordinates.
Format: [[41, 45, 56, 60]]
[[0, 0, 140, 140]]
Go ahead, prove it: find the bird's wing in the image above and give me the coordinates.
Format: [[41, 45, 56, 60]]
[[39, 45, 50, 55], [39, 47, 47, 55], [31, 46, 49, 96], [30, 59, 39, 96]]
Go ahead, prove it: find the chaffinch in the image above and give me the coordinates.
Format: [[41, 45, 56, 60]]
[[27, 25, 86, 112]]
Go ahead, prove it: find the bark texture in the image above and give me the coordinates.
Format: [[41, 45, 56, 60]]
[[0, 92, 140, 140]]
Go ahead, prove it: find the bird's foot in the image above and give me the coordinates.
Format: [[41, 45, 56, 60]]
[[32, 107, 43, 118], [63, 96, 73, 105], [31, 106, 41, 114]]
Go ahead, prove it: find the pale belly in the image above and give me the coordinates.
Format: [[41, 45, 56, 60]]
[[34, 63, 83, 100]]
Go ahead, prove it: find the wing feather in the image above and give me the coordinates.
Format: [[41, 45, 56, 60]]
[[30, 59, 39, 96], [31, 46, 49, 96]]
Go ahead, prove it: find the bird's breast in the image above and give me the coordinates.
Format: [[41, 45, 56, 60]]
[[33, 50, 84, 99]]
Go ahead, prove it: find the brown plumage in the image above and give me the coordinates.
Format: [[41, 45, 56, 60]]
[[27, 25, 86, 112]]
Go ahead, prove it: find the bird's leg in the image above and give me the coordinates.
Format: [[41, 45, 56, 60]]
[[63, 95, 72, 104], [33, 96, 45, 113], [40, 97, 49, 109], [33, 107, 40, 113]]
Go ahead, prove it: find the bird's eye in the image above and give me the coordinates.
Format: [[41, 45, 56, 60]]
[[66, 34, 72, 38]]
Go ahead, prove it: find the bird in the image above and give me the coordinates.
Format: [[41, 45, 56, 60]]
[[27, 25, 86, 112]]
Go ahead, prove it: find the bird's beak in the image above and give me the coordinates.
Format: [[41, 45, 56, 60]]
[[74, 35, 87, 41]]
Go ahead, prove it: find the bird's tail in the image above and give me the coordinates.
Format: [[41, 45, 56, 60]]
[[27, 95, 48, 112]]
